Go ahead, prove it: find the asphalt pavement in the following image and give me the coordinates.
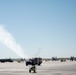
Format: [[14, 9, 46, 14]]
[[0, 61, 76, 75]]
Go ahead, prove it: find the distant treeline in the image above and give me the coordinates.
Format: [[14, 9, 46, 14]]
[[0, 56, 76, 63], [0, 58, 24, 63]]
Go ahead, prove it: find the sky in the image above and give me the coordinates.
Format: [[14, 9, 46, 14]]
[[0, 0, 76, 58]]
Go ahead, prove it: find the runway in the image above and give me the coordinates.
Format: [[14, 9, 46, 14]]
[[0, 61, 76, 75]]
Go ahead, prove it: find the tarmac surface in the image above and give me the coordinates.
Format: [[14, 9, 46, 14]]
[[0, 61, 76, 75]]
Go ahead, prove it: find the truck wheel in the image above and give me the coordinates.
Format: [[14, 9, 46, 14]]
[[38, 64, 40, 66]]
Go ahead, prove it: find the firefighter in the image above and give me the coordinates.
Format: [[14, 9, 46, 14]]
[[29, 65, 36, 73]]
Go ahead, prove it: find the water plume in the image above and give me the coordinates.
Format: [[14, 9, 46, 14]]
[[0, 25, 27, 58], [33, 48, 42, 57]]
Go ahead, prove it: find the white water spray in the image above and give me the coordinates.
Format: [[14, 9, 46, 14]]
[[0, 25, 27, 58], [33, 48, 42, 57]]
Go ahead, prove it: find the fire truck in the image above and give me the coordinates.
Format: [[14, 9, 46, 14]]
[[26, 58, 42, 66]]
